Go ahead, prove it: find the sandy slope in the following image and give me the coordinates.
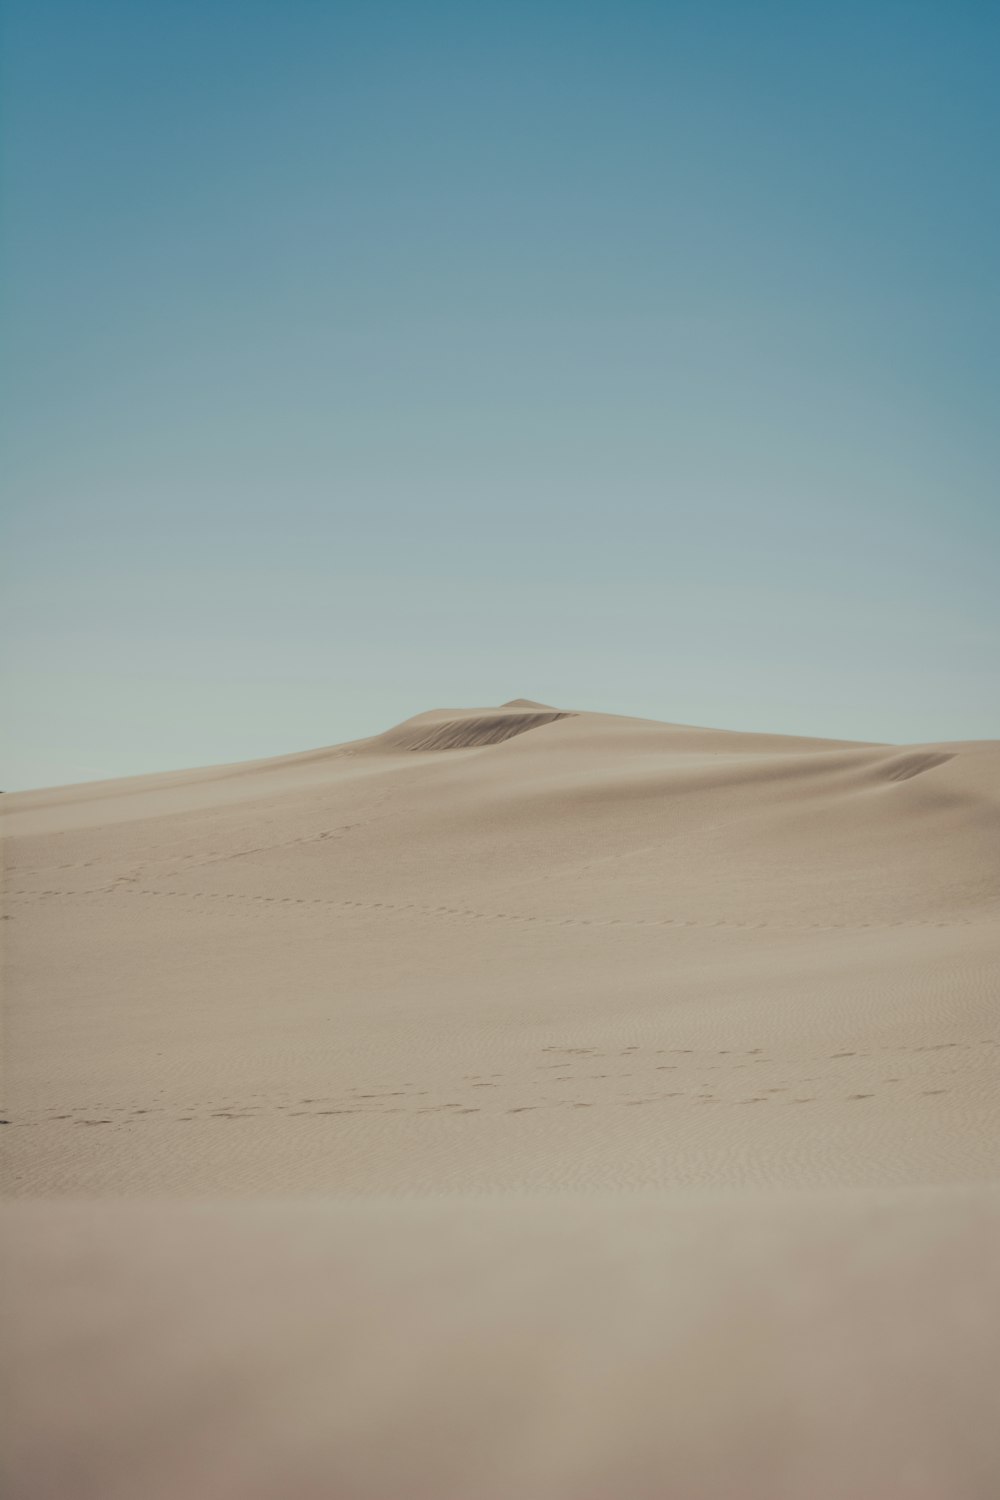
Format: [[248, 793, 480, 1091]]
[[3, 702, 998, 1195], [2, 703, 999, 1496]]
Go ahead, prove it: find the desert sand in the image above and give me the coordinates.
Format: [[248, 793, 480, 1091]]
[[2, 701, 999, 1496]]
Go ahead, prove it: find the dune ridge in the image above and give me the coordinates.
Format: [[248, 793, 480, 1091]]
[[377, 706, 575, 752]]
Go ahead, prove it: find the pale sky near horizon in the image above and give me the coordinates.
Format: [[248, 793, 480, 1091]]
[[3, 1, 998, 790]]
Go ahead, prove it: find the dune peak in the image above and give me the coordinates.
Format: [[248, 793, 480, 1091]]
[[378, 708, 573, 753]]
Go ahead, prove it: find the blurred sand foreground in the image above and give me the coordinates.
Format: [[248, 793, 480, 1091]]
[[2, 703, 999, 1496]]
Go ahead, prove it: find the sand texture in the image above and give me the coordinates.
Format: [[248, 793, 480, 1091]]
[[2, 703, 999, 1495]]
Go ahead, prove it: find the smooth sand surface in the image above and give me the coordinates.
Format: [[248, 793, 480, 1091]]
[[5, 1188, 1000, 1500], [2, 703, 999, 1494]]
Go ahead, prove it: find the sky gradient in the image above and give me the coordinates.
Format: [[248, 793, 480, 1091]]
[[3, 0, 998, 789]]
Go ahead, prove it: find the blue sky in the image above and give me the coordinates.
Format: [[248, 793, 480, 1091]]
[[3, 1, 998, 788]]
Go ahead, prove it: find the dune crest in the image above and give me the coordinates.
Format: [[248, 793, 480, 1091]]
[[377, 707, 574, 752]]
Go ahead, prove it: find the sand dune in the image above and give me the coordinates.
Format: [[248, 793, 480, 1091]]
[[3, 701, 997, 1196], [2, 702, 998, 1495]]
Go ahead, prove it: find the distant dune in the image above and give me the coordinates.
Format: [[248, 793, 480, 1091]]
[[2, 702, 998, 1496]]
